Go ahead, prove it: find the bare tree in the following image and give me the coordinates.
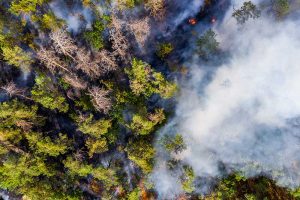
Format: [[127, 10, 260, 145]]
[[75, 48, 102, 78], [50, 29, 78, 59], [94, 50, 117, 73], [128, 17, 150, 47], [63, 74, 88, 90], [37, 47, 70, 73], [109, 15, 130, 60], [145, 0, 166, 20], [88, 87, 112, 114], [1, 82, 32, 101], [1, 82, 25, 97]]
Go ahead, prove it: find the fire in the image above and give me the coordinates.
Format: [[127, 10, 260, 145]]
[[188, 18, 197, 25]]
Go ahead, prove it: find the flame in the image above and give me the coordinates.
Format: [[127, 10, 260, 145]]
[[188, 18, 197, 25]]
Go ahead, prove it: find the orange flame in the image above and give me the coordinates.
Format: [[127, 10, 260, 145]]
[[188, 18, 197, 25]]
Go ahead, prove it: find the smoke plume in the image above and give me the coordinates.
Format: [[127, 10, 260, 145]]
[[152, 1, 300, 198]]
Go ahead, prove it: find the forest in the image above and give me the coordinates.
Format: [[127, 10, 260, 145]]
[[0, 0, 300, 199]]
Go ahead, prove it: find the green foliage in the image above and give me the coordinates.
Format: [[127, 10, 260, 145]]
[[92, 167, 119, 187], [152, 72, 178, 98], [64, 157, 118, 187], [85, 137, 108, 157], [128, 188, 141, 200], [0, 154, 53, 190], [2, 45, 32, 68], [26, 132, 69, 156], [291, 187, 300, 198], [204, 174, 294, 200], [64, 156, 93, 177], [156, 43, 174, 59], [125, 58, 177, 98], [161, 134, 186, 154], [129, 114, 156, 135], [9, 0, 46, 15], [0, 100, 42, 143], [232, 1, 261, 24], [245, 194, 257, 200], [77, 114, 111, 138], [40, 12, 64, 30], [274, 0, 289, 17], [197, 29, 219, 59], [126, 139, 155, 174], [181, 165, 195, 193], [84, 20, 105, 50], [31, 74, 69, 113], [74, 114, 112, 156], [20, 179, 82, 200], [74, 93, 94, 111], [129, 108, 165, 135]]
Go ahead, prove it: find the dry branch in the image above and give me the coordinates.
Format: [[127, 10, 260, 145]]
[[50, 29, 78, 59], [88, 87, 112, 114]]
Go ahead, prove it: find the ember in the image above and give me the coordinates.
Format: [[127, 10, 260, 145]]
[[211, 16, 216, 23], [188, 18, 197, 25]]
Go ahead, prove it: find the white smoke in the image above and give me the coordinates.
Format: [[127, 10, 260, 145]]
[[50, 0, 93, 33], [152, 2, 300, 198]]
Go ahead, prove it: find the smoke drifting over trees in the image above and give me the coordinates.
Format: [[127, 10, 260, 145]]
[[152, 0, 300, 198]]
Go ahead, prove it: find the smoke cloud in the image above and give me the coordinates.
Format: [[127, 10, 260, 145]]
[[50, 0, 93, 33], [152, 2, 300, 198]]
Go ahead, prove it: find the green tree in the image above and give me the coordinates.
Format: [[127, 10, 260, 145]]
[[85, 137, 108, 157], [161, 134, 186, 154], [128, 188, 141, 200], [181, 165, 195, 193], [197, 29, 219, 59], [64, 156, 93, 177], [156, 43, 174, 59], [232, 1, 261, 24], [92, 166, 119, 187], [125, 58, 177, 98], [0, 100, 43, 143], [74, 114, 112, 156], [2, 46, 32, 68], [129, 108, 165, 135], [77, 114, 111, 138], [39, 12, 65, 30], [20, 179, 82, 200], [84, 20, 105, 50], [25, 132, 70, 156], [9, 0, 46, 15], [273, 0, 289, 17], [0, 154, 53, 190], [64, 156, 118, 187], [31, 74, 69, 113], [126, 139, 155, 173]]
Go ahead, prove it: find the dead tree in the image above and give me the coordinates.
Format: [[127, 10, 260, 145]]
[[88, 87, 112, 114], [145, 0, 166, 20], [75, 48, 102, 78], [1, 82, 25, 97], [1, 82, 31, 100], [94, 50, 117, 73], [37, 47, 70, 73], [128, 17, 150, 47], [109, 15, 130, 61], [50, 29, 78, 59], [63, 74, 88, 90]]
